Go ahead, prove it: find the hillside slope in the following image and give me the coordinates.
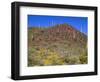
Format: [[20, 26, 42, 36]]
[[28, 24, 87, 66]]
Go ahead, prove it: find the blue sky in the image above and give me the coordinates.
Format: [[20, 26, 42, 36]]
[[28, 15, 88, 35]]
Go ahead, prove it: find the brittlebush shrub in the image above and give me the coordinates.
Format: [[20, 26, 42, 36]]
[[64, 56, 79, 64], [28, 47, 88, 66], [43, 51, 65, 65], [79, 54, 87, 64], [79, 48, 88, 64], [28, 48, 65, 66], [79, 55, 87, 64]]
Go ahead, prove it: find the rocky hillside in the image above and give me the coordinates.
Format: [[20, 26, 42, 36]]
[[28, 23, 87, 66]]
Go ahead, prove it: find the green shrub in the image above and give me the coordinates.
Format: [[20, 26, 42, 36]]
[[64, 56, 79, 64], [79, 54, 87, 64], [79, 48, 88, 64], [28, 48, 65, 66]]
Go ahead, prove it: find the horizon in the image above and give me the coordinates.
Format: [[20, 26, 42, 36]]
[[28, 15, 88, 35]]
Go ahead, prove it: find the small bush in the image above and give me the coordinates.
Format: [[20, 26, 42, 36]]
[[79, 55, 87, 64], [79, 48, 88, 64], [64, 56, 79, 64], [28, 47, 88, 66], [28, 48, 65, 66]]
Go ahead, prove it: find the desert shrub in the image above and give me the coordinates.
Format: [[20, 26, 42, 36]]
[[28, 56, 33, 66], [28, 47, 43, 66], [28, 46, 88, 66], [64, 56, 79, 64], [79, 54, 87, 64], [28, 55, 39, 66], [43, 51, 65, 65], [79, 48, 88, 64], [28, 48, 65, 66], [79, 55, 87, 64], [28, 46, 38, 56]]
